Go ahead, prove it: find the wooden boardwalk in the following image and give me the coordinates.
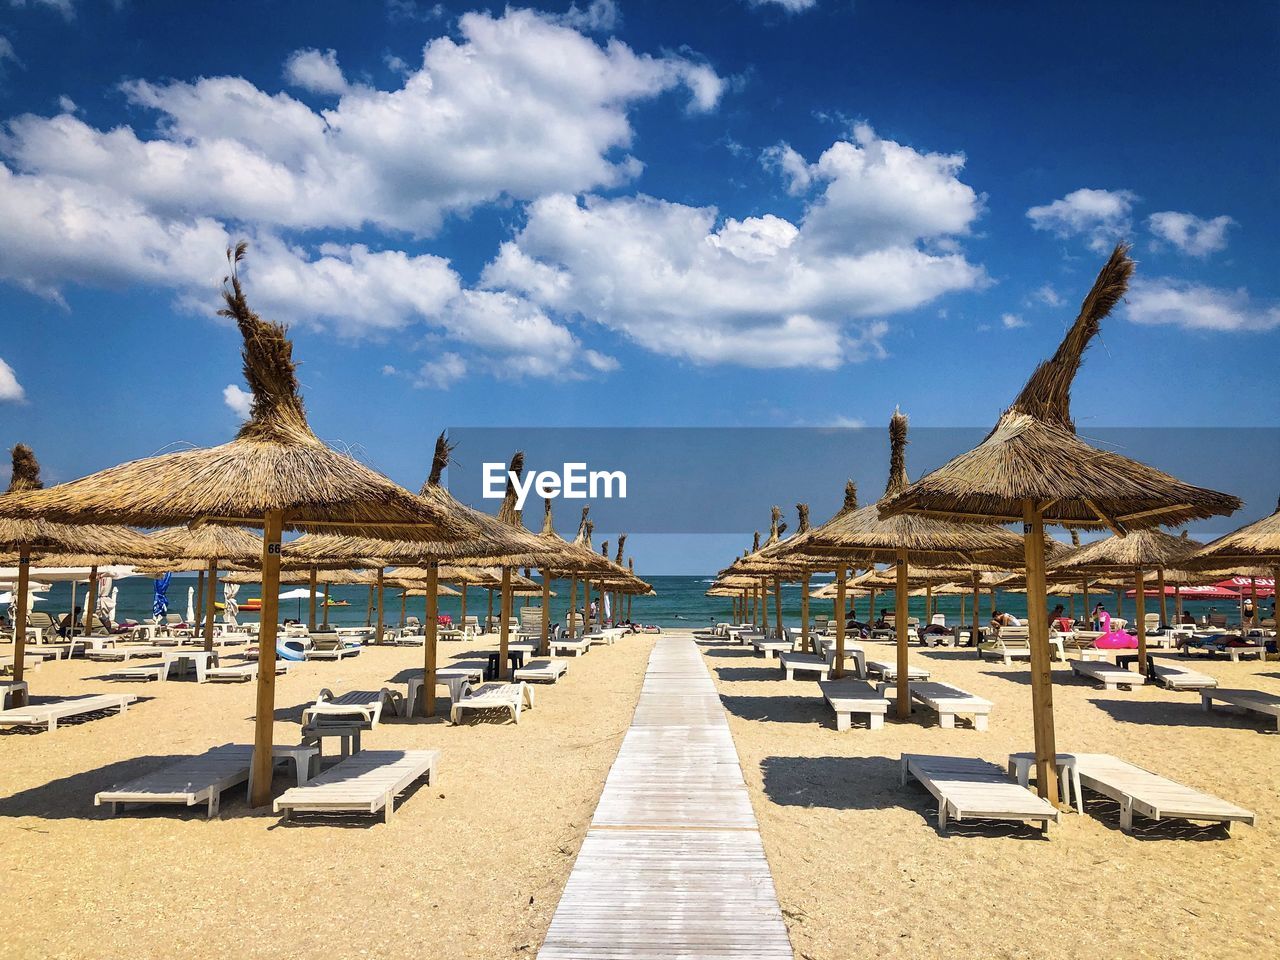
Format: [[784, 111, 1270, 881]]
[[538, 633, 794, 959]]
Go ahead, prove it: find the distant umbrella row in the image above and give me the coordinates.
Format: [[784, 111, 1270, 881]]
[[707, 243, 1278, 807], [0, 242, 650, 806]]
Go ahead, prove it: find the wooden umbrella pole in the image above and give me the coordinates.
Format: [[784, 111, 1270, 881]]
[[868, 586, 876, 628], [365, 584, 374, 626], [203, 559, 218, 652], [925, 581, 933, 625], [423, 561, 439, 717], [487, 588, 494, 635], [1272, 566, 1279, 661], [1116, 585, 1123, 619], [760, 579, 769, 634], [308, 567, 318, 632], [399, 589, 407, 629], [459, 584, 467, 636], [1250, 577, 1259, 631], [11, 547, 30, 705], [773, 575, 783, 639], [540, 568, 551, 656], [800, 571, 811, 655], [322, 581, 331, 628], [1174, 585, 1182, 624], [895, 549, 910, 719], [1135, 568, 1148, 675], [1157, 567, 1167, 626], [568, 576, 577, 637], [84, 565, 99, 636], [250, 508, 284, 808], [1082, 578, 1090, 628], [499, 567, 512, 680], [375, 568, 386, 644], [833, 564, 847, 680], [1022, 501, 1060, 804]]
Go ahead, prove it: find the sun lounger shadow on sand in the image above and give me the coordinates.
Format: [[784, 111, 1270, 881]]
[[718, 694, 822, 726], [712, 665, 786, 683], [1087, 698, 1274, 732], [759, 755, 901, 812], [0, 754, 199, 821]]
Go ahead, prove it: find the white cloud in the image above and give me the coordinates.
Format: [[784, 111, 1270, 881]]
[[746, 0, 818, 11], [283, 48, 349, 96], [1030, 283, 1062, 307], [222, 383, 252, 417], [9, 0, 74, 20], [1, 9, 723, 235], [828, 416, 865, 428], [1027, 187, 1137, 251], [413, 352, 467, 389], [1001, 312, 1027, 329], [0, 357, 24, 401], [1125, 277, 1280, 332], [1147, 211, 1234, 257], [555, 1, 620, 31], [482, 172, 984, 370], [767, 124, 983, 252]]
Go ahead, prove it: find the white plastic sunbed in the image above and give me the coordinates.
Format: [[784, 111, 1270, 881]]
[[752, 635, 796, 660], [0, 694, 136, 733], [274, 749, 440, 823], [548, 636, 592, 657], [901, 753, 1058, 834], [449, 681, 534, 725], [1069, 659, 1146, 691], [513, 658, 568, 683], [95, 743, 253, 818], [818, 678, 889, 731], [882, 681, 993, 731], [1200, 688, 1280, 732], [778, 650, 836, 681], [302, 687, 402, 726], [85, 645, 163, 662], [1071, 753, 1255, 833], [865, 658, 930, 683]]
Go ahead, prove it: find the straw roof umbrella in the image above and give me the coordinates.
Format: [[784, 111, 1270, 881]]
[[1050, 527, 1201, 671], [531, 498, 622, 650], [0, 245, 474, 805], [0, 444, 166, 704], [777, 410, 1024, 712], [879, 244, 1242, 801], [148, 524, 263, 651]]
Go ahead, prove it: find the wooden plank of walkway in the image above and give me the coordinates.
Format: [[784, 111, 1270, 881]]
[[538, 633, 794, 960]]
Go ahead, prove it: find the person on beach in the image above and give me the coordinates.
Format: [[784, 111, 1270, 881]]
[[990, 609, 1020, 630], [56, 606, 83, 638]]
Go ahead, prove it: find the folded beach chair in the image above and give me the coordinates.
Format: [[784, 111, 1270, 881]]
[[0, 694, 136, 733], [818, 678, 889, 731], [1200, 688, 1280, 732], [95, 743, 253, 818], [274, 749, 440, 823], [901, 753, 1058, 834], [449, 681, 534, 724], [513, 658, 569, 683], [1071, 753, 1255, 833]]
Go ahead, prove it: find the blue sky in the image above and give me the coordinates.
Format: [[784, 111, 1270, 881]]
[[0, 0, 1276, 572]]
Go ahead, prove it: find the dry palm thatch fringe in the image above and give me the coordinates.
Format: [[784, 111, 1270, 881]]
[[427, 431, 457, 487], [795, 503, 810, 535], [8, 444, 41, 493], [1187, 494, 1280, 567], [615, 534, 626, 565], [877, 245, 1242, 530]]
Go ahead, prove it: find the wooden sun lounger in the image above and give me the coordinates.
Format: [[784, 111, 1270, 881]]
[[1151, 663, 1217, 692], [901, 753, 1058, 834], [303, 687, 402, 729], [1071, 753, 1255, 832], [450, 682, 534, 724], [818, 678, 889, 731], [0, 694, 136, 732], [778, 650, 835, 681], [1200, 688, 1280, 732], [513, 658, 568, 683], [865, 658, 930, 683], [884, 681, 993, 731], [274, 749, 439, 823], [95, 743, 253, 817], [1070, 659, 1146, 691]]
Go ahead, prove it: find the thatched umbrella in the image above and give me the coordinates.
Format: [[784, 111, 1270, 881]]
[[532, 499, 621, 650], [1050, 527, 1201, 671], [0, 245, 474, 805], [723, 507, 805, 642], [1187, 496, 1280, 653], [879, 243, 1242, 801], [0, 444, 165, 704], [777, 411, 1023, 712]]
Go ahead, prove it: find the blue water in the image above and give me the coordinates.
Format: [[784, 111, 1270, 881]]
[[32, 573, 1248, 630]]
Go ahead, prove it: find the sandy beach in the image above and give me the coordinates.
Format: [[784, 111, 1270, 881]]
[[702, 632, 1279, 959], [0, 632, 656, 960]]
